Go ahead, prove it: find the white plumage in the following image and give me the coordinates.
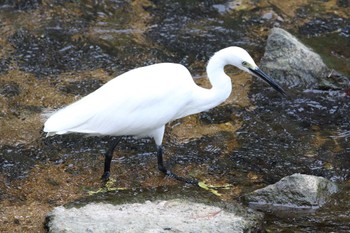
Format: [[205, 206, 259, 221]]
[[44, 46, 286, 182], [45, 63, 197, 144]]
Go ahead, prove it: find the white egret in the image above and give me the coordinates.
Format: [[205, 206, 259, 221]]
[[44, 46, 286, 185]]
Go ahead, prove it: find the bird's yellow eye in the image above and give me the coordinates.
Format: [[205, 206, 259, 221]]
[[242, 61, 249, 67]]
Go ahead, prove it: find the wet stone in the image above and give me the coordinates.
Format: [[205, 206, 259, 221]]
[[243, 174, 338, 209], [261, 12, 273, 20], [260, 28, 332, 89], [46, 199, 264, 233]]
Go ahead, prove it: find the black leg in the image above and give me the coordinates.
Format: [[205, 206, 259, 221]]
[[157, 145, 167, 174], [101, 137, 122, 180], [156, 145, 198, 185]]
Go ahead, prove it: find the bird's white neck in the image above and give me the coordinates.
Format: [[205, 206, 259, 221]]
[[206, 49, 232, 95], [188, 49, 232, 113]]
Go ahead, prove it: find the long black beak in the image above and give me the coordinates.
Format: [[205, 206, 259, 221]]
[[250, 67, 287, 97]]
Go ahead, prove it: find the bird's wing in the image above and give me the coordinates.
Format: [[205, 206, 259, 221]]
[[44, 63, 196, 137]]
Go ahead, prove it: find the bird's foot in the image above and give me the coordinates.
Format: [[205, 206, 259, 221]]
[[160, 168, 198, 185], [101, 171, 110, 181]]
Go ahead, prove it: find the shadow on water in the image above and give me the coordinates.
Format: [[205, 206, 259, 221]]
[[0, 0, 349, 232]]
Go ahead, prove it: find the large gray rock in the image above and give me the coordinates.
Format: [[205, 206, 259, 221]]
[[46, 199, 264, 233], [260, 28, 337, 89], [244, 174, 338, 208]]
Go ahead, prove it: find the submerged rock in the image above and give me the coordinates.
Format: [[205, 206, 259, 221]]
[[243, 174, 338, 208], [46, 199, 264, 233], [260, 27, 344, 89]]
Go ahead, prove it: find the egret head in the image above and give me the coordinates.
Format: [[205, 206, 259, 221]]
[[226, 47, 287, 96]]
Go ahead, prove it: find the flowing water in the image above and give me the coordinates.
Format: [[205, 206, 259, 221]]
[[0, 0, 349, 232]]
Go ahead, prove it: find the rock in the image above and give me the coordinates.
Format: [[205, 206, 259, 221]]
[[243, 174, 338, 208], [46, 199, 264, 233], [260, 28, 332, 89], [261, 12, 273, 20]]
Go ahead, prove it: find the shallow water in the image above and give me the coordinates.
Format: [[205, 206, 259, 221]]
[[0, 0, 349, 232]]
